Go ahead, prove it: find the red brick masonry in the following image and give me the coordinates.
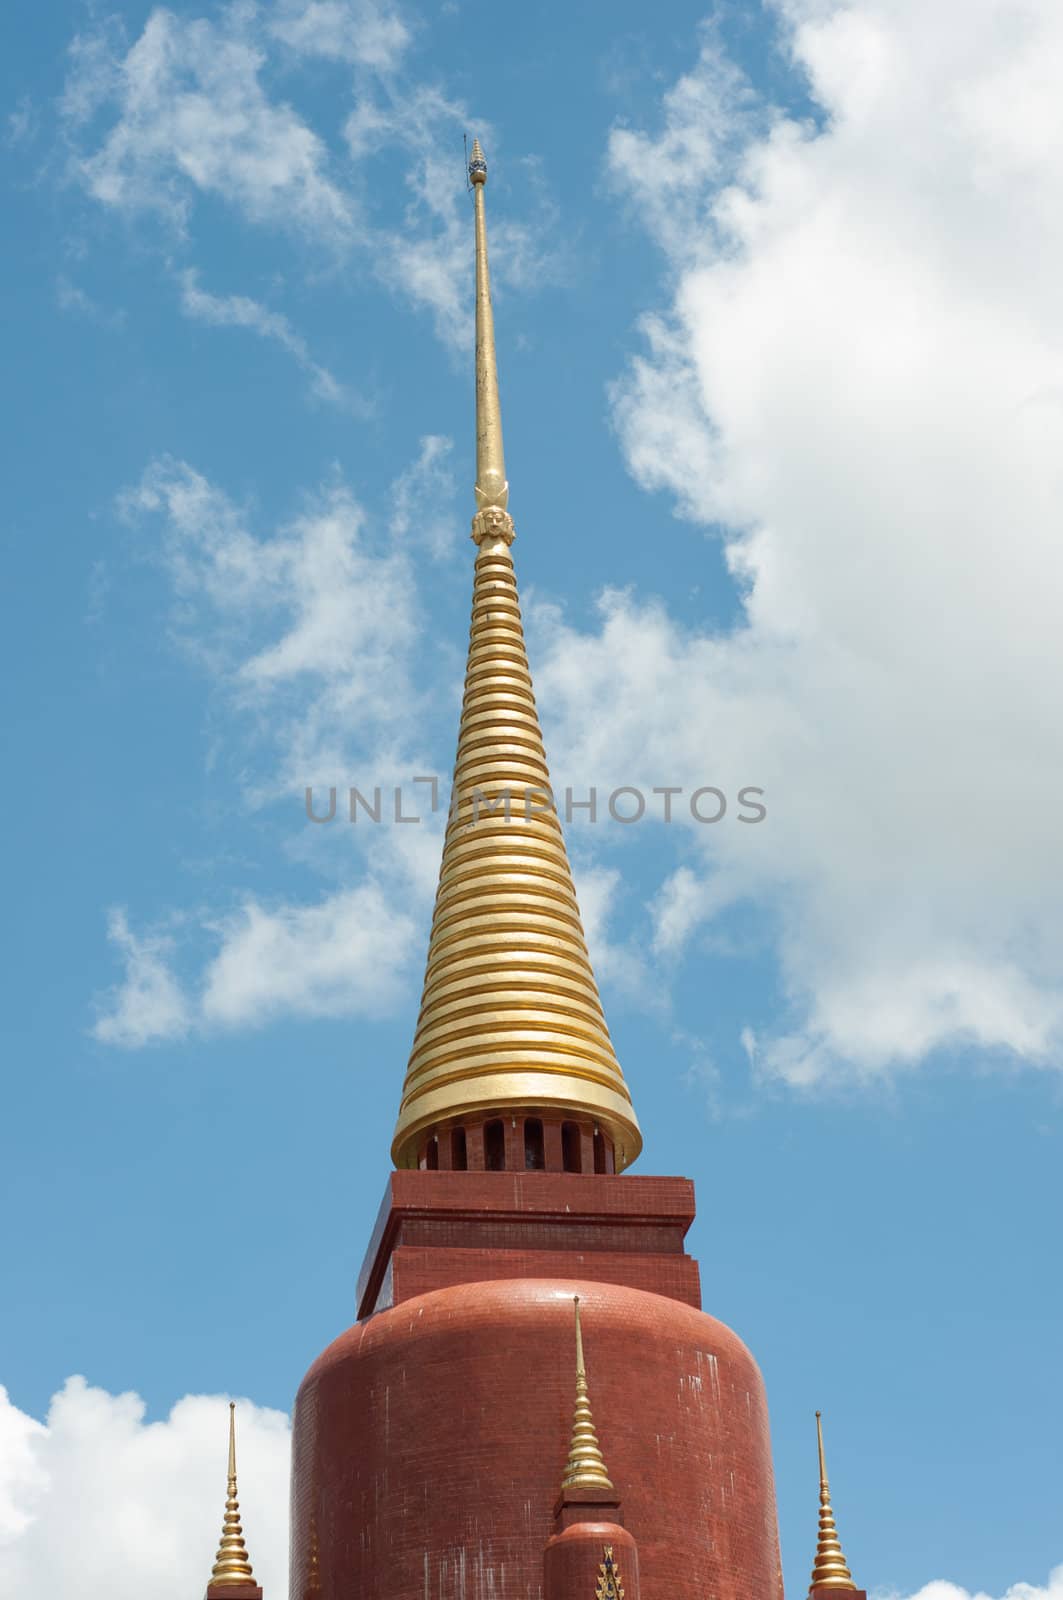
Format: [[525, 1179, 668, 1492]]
[[291, 1278, 783, 1600], [355, 1170, 702, 1318]]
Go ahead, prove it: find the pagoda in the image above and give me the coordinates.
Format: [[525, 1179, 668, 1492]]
[[190, 134, 877, 1600], [279, 138, 802, 1600]]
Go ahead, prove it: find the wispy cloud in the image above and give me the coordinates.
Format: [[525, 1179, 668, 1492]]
[[6, 96, 38, 148], [177, 269, 358, 409], [63, 6, 355, 242], [91, 909, 191, 1048], [266, 0, 411, 70], [55, 275, 126, 329], [118, 456, 421, 790], [201, 882, 417, 1026], [390, 433, 457, 555], [59, 4, 561, 357], [92, 454, 443, 1048]]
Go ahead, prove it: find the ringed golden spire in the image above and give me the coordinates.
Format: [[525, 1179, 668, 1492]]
[[808, 1412, 858, 1593], [390, 140, 641, 1170], [209, 1403, 257, 1588], [561, 1296, 614, 1492]]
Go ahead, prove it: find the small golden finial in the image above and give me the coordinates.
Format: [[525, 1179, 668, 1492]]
[[561, 1297, 614, 1492], [468, 137, 487, 186], [808, 1412, 857, 1593], [209, 1403, 257, 1588]]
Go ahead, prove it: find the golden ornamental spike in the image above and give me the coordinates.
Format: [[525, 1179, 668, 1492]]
[[561, 1297, 614, 1492], [808, 1412, 857, 1593], [390, 140, 642, 1172], [209, 1403, 257, 1588]]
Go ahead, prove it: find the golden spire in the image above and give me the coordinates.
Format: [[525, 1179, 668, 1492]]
[[561, 1296, 614, 1492], [808, 1412, 858, 1593], [390, 140, 642, 1170], [209, 1403, 257, 1588], [468, 138, 508, 527]]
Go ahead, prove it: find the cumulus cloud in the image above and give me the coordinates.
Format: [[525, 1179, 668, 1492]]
[[178, 269, 355, 407], [92, 908, 191, 1048], [537, 0, 1063, 1088], [880, 1571, 1063, 1600], [0, 1380, 289, 1600]]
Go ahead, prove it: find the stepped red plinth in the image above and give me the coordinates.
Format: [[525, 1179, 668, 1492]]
[[356, 1170, 701, 1318], [544, 1486, 640, 1600]]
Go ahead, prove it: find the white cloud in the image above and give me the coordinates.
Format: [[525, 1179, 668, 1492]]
[[120, 457, 420, 790], [92, 908, 191, 1048], [96, 457, 437, 1046], [879, 1571, 1063, 1600], [607, 21, 769, 262], [557, 0, 1063, 1088], [345, 91, 562, 351], [56, 275, 126, 330], [0, 1379, 289, 1600], [201, 882, 418, 1025], [65, 6, 354, 241], [344, 83, 475, 348], [6, 96, 38, 148], [390, 433, 457, 555], [0, 1387, 46, 1541], [178, 269, 354, 407], [570, 860, 653, 1004], [61, 7, 557, 357], [267, 0, 411, 71]]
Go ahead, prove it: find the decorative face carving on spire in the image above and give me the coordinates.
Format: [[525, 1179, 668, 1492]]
[[471, 505, 515, 545]]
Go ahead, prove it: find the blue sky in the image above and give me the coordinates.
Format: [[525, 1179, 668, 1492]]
[[2, 2, 1062, 1597]]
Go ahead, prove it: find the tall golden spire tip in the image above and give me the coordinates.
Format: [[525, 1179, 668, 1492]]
[[808, 1411, 857, 1593], [388, 116, 642, 1174], [561, 1296, 614, 1493], [209, 1402, 257, 1589]]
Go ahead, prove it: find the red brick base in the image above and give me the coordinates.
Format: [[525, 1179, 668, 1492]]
[[291, 1277, 783, 1600]]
